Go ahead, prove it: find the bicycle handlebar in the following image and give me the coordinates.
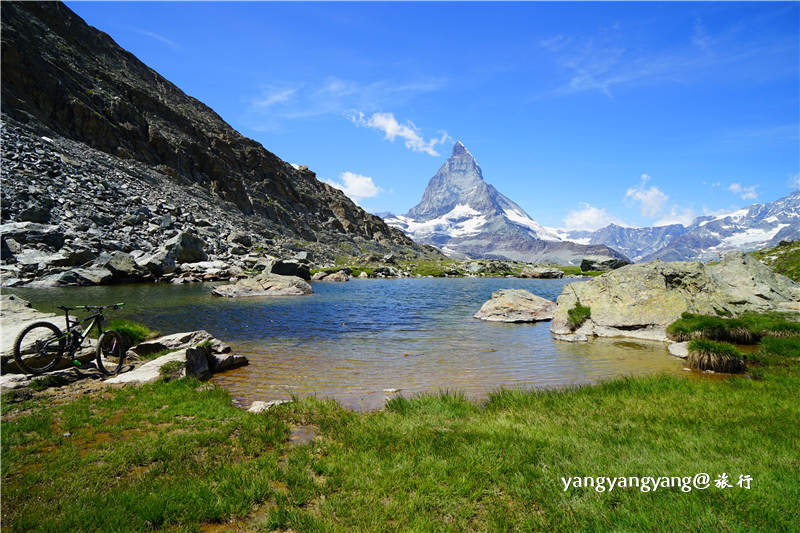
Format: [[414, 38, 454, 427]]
[[59, 303, 125, 312]]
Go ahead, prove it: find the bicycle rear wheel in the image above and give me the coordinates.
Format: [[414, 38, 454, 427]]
[[13, 321, 66, 375], [96, 330, 125, 375]]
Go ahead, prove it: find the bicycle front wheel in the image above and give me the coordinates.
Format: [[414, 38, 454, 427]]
[[96, 330, 125, 375], [13, 321, 66, 375]]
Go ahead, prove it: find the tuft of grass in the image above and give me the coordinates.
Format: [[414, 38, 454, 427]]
[[106, 320, 156, 346], [29, 374, 70, 391], [558, 266, 604, 277], [687, 339, 746, 373], [567, 302, 591, 331], [159, 360, 185, 381], [667, 312, 800, 343]]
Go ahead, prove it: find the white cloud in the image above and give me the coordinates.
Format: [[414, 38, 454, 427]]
[[654, 205, 696, 227], [789, 173, 800, 189], [133, 28, 178, 48], [347, 111, 450, 156], [728, 183, 759, 200], [624, 174, 669, 218], [252, 87, 298, 108], [563, 202, 626, 231], [246, 76, 445, 122], [324, 172, 381, 203]]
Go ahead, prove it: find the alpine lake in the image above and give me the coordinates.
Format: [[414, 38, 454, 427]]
[[9, 277, 683, 410]]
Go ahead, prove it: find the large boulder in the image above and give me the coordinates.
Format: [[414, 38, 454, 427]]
[[135, 249, 176, 277], [321, 271, 349, 282], [519, 266, 563, 279], [95, 251, 142, 280], [0, 222, 65, 249], [211, 273, 313, 297], [270, 259, 311, 280], [28, 267, 113, 287], [474, 289, 556, 322], [551, 252, 800, 342], [164, 231, 207, 263]]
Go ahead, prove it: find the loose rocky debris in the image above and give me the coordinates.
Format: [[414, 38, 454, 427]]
[[551, 251, 800, 342], [0, 119, 435, 289], [474, 289, 556, 322]]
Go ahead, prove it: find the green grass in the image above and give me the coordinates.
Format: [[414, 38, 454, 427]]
[[89, 319, 156, 348], [158, 360, 185, 381], [687, 339, 746, 373], [3, 359, 799, 531], [28, 374, 70, 392], [567, 302, 591, 330], [750, 239, 800, 282], [558, 266, 605, 277], [667, 312, 800, 343]]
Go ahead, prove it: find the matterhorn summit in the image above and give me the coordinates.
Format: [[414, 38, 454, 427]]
[[385, 142, 627, 264]]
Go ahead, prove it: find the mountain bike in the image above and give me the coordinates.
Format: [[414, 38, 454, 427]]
[[13, 303, 126, 375]]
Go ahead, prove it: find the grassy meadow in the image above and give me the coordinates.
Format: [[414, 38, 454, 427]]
[[3, 336, 799, 531]]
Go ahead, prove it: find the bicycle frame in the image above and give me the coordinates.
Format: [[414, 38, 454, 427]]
[[59, 310, 106, 355]]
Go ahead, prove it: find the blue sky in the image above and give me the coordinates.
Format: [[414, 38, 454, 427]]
[[67, 1, 799, 230]]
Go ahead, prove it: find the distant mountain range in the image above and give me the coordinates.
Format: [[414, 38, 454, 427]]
[[382, 142, 800, 263], [383, 142, 628, 264]]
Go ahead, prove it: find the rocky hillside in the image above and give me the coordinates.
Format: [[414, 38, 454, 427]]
[[1, 2, 437, 286], [385, 142, 628, 265]]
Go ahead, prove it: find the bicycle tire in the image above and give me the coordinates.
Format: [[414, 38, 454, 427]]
[[96, 330, 125, 375], [13, 321, 66, 375]]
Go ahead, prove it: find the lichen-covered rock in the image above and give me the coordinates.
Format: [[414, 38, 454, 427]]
[[211, 273, 312, 297], [474, 289, 556, 322], [551, 252, 800, 342]]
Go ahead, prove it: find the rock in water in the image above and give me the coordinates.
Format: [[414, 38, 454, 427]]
[[550, 252, 800, 342], [519, 266, 563, 279], [212, 273, 313, 297], [474, 289, 556, 322], [322, 271, 349, 282]]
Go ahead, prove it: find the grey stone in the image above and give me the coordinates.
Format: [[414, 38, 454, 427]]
[[212, 273, 313, 297], [227, 231, 252, 247], [164, 231, 207, 263], [28, 267, 113, 287], [668, 342, 689, 359], [270, 260, 311, 280], [474, 289, 556, 322], [519, 266, 563, 279], [104, 350, 185, 384], [185, 346, 212, 381], [127, 330, 213, 358], [248, 399, 290, 413]]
